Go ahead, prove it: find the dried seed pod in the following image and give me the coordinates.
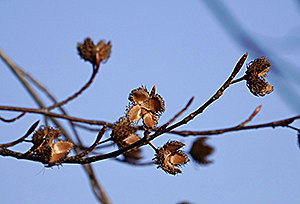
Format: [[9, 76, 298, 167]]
[[31, 126, 60, 153], [111, 116, 140, 150], [77, 38, 95, 64], [153, 141, 189, 175], [128, 85, 149, 104], [245, 57, 273, 97], [142, 111, 157, 129], [77, 38, 111, 69], [31, 126, 73, 165], [126, 85, 165, 129], [95, 40, 111, 68]]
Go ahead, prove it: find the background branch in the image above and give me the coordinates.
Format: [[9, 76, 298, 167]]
[[0, 48, 111, 204]]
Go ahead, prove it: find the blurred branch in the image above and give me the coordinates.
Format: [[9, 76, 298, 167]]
[[0, 105, 112, 127], [0, 112, 26, 122], [200, 0, 300, 112], [0, 47, 111, 204], [21, 68, 83, 145]]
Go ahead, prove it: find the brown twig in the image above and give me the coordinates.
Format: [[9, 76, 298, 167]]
[[74, 123, 102, 132], [47, 67, 99, 110], [0, 148, 47, 163], [157, 96, 194, 134], [67, 124, 107, 161], [0, 112, 26, 122], [286, 125, 300, 132], [168, 115, 300, 136], [0, 105, 113, 127], [238, 105, 262, 127], [230, 75, 246, 84], [165, 96, 194, 127], [0, 120, 39, 148], [60, 114, 299, 165]]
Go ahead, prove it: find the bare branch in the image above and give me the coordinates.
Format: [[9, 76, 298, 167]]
[[168, 115, 300, 137]]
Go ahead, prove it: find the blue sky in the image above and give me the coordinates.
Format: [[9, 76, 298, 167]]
[[0, 1, 299, 204]]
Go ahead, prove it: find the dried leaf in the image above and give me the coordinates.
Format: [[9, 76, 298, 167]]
[[189, 137, 214, 165]]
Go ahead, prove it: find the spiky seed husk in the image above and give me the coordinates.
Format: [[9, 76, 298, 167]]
[[153, 141, 189, 175], [245, 57, 274, 97]]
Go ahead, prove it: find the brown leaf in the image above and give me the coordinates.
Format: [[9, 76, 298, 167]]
[[189, 137, 214, 165]]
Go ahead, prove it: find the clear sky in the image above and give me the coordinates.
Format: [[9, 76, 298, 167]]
[[0, 1, 299, 204]]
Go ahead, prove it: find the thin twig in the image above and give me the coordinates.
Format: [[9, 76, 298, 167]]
[[67, 124, 107, 160], [47, 67, 99, 110], [166, 96, 194, 126], [74, 123, 102, 132], [61, 114, 298, 164], [286, 125, 300, 132], [154, 96, 195, 135], [0, 112, 26, 122], [0, 105, 113, 127], [238, 105, 262, 127], [230, 75, 246, 84], [168, 115, 300, 136], [0, 120, 39, 147]]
